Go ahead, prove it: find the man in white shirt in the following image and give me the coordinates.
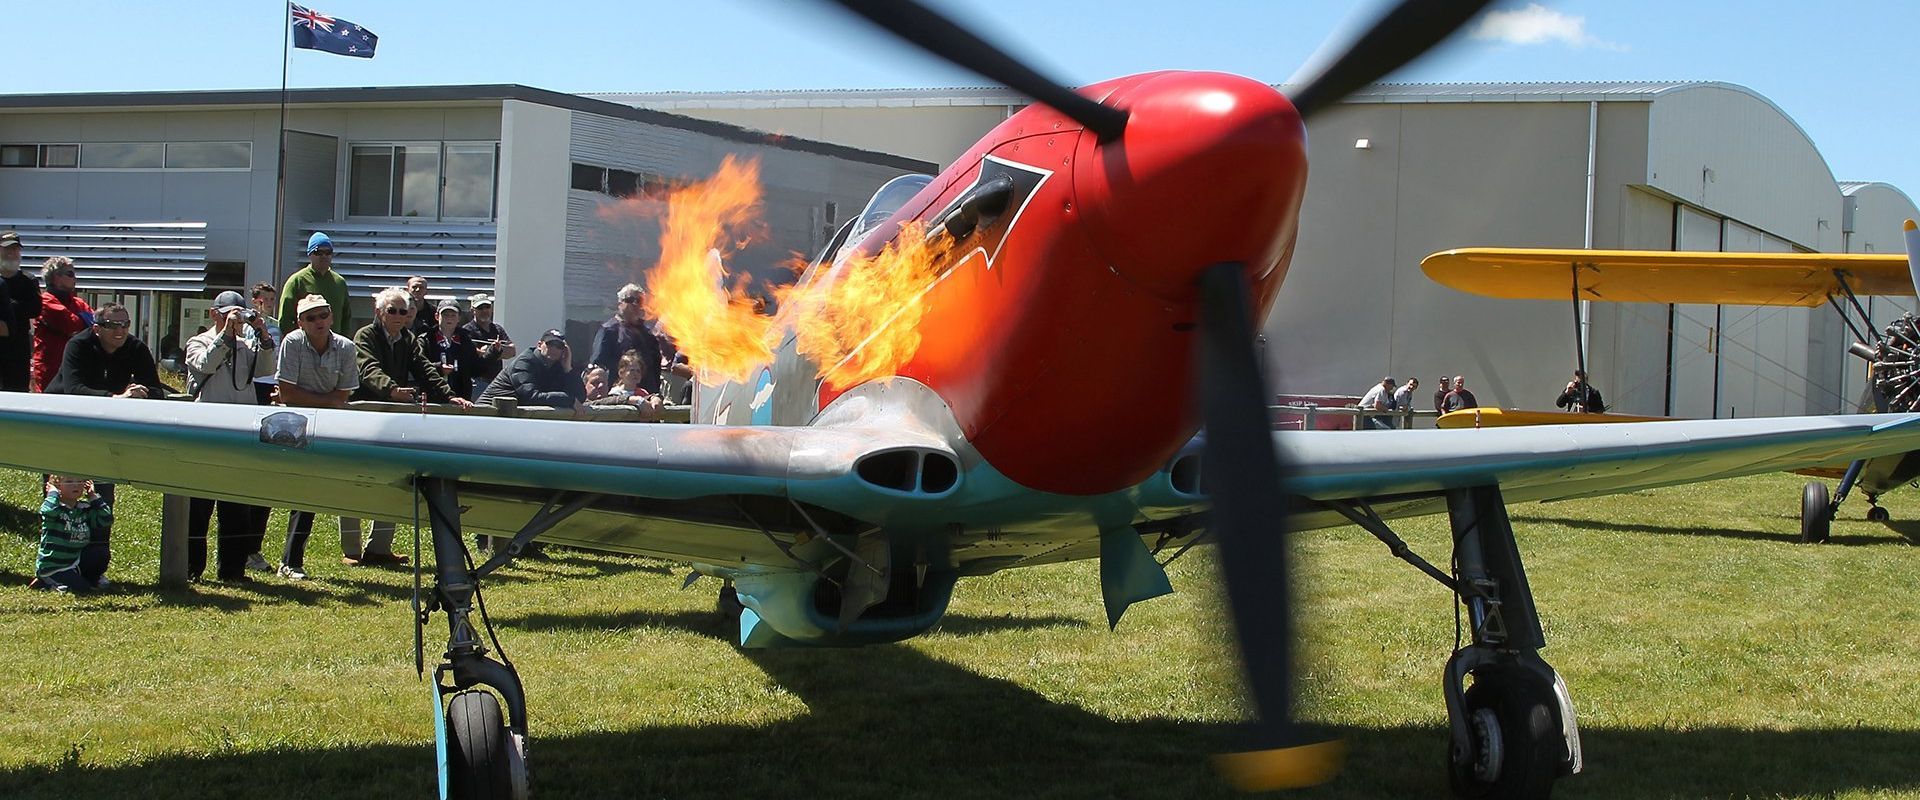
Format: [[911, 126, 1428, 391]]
[[272, 294, 359, 580], [1359, 376, 1396, 430]]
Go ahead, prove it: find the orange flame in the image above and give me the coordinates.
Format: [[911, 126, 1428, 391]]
[[635, 156, 949, 390], [778, 222, 948, 390], [641, 156, 777, 384]]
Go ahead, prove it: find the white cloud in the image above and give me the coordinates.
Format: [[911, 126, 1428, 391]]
[[1471, 3, 1625, 50]]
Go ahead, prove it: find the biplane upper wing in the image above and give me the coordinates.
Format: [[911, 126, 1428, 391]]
[[1421, 247, 1914, 306], [1264, 413, 1920, 529]]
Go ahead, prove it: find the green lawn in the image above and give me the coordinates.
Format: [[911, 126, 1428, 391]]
[[1, 469, 1916, 799]]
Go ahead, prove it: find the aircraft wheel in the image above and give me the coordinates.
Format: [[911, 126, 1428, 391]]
[[717, 584, 743, 621], [447, 691, 522, 800], [1800, 482, 1832, 544], [1447, 668, 1562, 799], [1866, 505, 1891, 524]]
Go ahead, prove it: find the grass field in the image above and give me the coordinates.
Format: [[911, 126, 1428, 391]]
[[1, 468, 1917, 799]]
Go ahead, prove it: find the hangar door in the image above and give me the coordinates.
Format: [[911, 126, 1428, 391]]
[[1668, 207, 1719, 418], [1714, 221, 1810, 418]]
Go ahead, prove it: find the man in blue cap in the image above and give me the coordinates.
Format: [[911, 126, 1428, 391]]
[[277, 232, 351, 336]]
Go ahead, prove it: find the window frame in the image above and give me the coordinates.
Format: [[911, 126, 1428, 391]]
[[347, 140, 500, 222]]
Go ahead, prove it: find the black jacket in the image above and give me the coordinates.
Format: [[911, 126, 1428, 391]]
[[351, 323, 458, 403], [589, 317, 672, 395], [1555, 383, 1605, 413], [47, 328, 166, 398], [1, 270, 40, 353], [420, 325, 478, 400], [480, 350, 583, 408]]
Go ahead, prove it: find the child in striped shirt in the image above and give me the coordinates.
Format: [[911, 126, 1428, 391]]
[[31, 476, 112, 592]]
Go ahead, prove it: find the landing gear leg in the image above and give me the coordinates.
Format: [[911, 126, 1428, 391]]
[[419, 479, 600, 800], [1442, 485, 1581, 800]]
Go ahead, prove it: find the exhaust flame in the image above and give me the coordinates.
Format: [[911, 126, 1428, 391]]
[[779, 222, 947, 390], [634, 156, 948, 390], [641, 156, 777, 384]]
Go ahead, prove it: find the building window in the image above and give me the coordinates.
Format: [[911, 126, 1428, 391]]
[[570, 161, 665, 201], [39, 145, 77, 168], [350, 142, 495, 220], [82, 143, 164, 168], [441, 143, 497, 219], [1, 144, 79, 168], [571, 163, 605, 192], [164, 142, 250, 169]]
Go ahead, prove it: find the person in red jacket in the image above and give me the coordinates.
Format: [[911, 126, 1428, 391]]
[[32, 258, 92, 392]]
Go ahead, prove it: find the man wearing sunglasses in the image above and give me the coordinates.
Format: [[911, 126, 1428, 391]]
[[277, 232, 351, 336], [589, 283, 676, 396], [46, 302, 164, 400], [351, 286, 472, 409], [273, 294, 360, 580], [46, 301, 163, 590]]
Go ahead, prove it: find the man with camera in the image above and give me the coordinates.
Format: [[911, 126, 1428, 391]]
[[182, 291, 276, 582], [1556, 369, 1606, 413]]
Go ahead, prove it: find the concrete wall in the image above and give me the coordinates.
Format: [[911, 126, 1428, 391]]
[[494, 100, 571, 340]]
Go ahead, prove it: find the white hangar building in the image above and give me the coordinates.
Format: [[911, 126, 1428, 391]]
[[607, 81, 1919, 419]]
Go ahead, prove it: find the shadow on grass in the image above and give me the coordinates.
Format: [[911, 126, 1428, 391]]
[[4, 642, 1918, 800], [1527, 515, 1906, 547], [490, 607, 1088, 641], [0, 500, 40, 542]]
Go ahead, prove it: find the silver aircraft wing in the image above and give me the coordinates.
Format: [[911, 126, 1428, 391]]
[[0, 394, 953, 567]]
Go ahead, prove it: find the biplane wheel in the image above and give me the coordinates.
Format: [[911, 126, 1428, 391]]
[[1447, 668, 1562, 799], [1866, 505, 1891, 524], [447, 691, 520, 800], [1800, 482, 1832, 544]]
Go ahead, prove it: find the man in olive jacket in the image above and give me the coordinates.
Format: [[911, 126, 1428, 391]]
[[352, 286, 474, 407]]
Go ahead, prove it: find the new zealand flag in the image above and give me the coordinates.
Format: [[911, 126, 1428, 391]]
[[290, 4, 377, 58]]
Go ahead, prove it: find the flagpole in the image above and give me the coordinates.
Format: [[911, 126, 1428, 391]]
[[271, 2, 293, 288]]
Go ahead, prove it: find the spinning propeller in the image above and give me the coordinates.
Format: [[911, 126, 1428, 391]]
[[824, 0, 1493, 789]]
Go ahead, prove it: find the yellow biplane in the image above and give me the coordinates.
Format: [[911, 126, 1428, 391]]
[[1424, 221, 1920, 542]]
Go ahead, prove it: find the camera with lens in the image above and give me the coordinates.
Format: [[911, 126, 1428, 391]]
[[238, 309, 258, 321]]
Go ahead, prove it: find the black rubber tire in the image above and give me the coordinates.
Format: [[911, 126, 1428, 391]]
[[1866, 505, 1891, 524], [717, 585, 743, 621], [1801, 482, 1832, 544], [447, 691, 514, 800], [1448, 669, 1562, 799]]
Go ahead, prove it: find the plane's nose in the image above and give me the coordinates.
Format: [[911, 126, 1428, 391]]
[[1073, 72, 1309, 302]]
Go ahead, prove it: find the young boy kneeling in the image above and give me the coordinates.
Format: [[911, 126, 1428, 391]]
[[31, 476, 113, 593]]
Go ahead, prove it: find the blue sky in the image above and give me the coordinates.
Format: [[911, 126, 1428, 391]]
[[12, 1, 1920, 206]]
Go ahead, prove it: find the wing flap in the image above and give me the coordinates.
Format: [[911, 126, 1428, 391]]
[[1422, 247, 1914, 306]]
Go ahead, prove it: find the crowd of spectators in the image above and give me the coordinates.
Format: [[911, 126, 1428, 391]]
[[5, 229, 684, 590]]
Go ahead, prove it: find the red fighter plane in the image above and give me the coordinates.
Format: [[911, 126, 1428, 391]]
[[9, 2, 1920, 799]]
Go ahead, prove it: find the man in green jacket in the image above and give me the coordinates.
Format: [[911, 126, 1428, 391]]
[[352, 285, 474, 407], [278, 232, 351, 335]]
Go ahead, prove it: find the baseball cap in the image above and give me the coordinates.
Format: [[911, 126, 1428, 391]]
[[468, 293, 494, 308], [296, 294, 331, 315], [305, 231, 334, 254], [436, 301, 463, 316], [0, 230, 18, 248], [539, 329, 567, 345], [212, 290, 247, 311]]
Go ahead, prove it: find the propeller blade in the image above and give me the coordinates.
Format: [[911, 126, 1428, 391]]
[[1197, 263, 1343, 790], [1288, 0, 1496, 120], [823, 0, 1128, 141], [1903, 219, 1920, 295]]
